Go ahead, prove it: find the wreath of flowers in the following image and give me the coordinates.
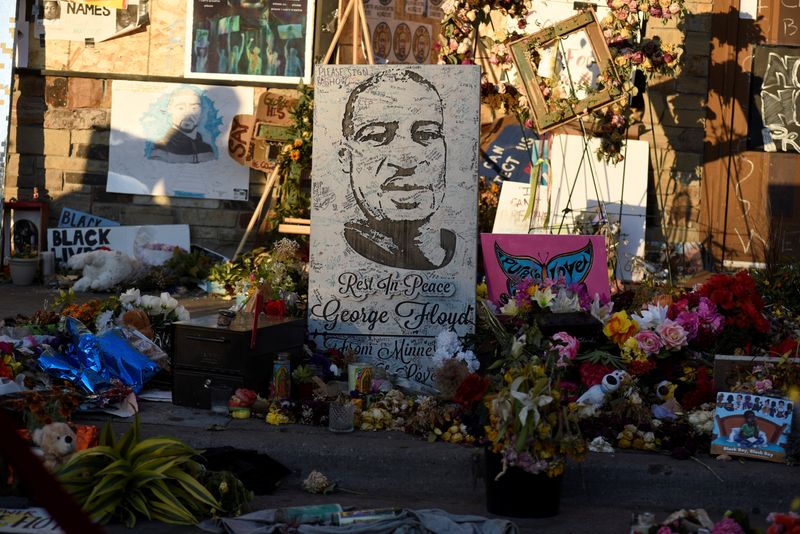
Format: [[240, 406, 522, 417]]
[[438, 0, 686, 162]]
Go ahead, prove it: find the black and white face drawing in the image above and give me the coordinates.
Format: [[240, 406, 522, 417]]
[[338, 69, 454, 271]]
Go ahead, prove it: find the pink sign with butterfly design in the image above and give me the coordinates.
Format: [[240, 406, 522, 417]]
[[481, 234, 610, 307]]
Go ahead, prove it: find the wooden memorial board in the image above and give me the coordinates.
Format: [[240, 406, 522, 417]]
[[308, 65, 480, 385]]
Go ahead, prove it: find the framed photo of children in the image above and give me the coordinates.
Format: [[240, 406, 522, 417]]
[[710, 391, 794, 463], [185, 0, 314, 84]]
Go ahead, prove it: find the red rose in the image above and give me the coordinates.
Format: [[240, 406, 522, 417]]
[[264, 299, 288, 317], [229, 388, 257, 407], [454, 373, 489, 408], [769, 338, 799, 357]]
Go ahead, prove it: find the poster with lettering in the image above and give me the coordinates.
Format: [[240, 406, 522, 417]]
[[48, 224, 190, 264], [33, 0, 148, 42], [309, 65, 480, 386], [710, 392, 793, 463], [185, 0, 314, 84], [107, 80, 253, 200], [481, 234, 610, 307]]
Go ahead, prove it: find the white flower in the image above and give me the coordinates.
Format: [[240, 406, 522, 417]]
[[159, 292, 179, 312], [456, 350, 479, 372], [510, 377, 552, 427], [511, 334, 526, 358], [330, 364, 341, 377], [590, 294, 614, 325], [631, 303, 670, 330], [456, 40, 470, 54], [550, 289, 581, 313], [140, 295, 162, 312], [119, 288, 141, 309], [95, 309, 115, 335], [441, 0, 457, 14], [532, 286, 554, 308], [175, 306, 190, 322], [499, 299, 519, 316]]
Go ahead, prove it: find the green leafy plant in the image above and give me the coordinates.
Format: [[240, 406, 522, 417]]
[[291, 364, 315, 384], [57, 415, 221, 526]]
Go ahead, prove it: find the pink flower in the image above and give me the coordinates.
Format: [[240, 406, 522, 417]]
[[675, 311, 700, 340], [755, 378, 772, 393], [635, 330, 663, 355], [657, 527, 676, 534], [712, 517, 745, 534], [696, 297, 724, 332], [656, 319, 688, 349], [552, 331, 580, 366]]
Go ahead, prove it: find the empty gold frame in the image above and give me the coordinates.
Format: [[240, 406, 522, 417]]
[[509, 10, 624, 133]]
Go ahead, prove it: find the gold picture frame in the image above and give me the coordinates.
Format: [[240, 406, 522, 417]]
[[508, 10, 624, 133]]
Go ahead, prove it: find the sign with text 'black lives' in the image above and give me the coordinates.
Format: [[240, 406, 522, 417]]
[[308, 65, 480, 386], [48, 224, 189, 265]]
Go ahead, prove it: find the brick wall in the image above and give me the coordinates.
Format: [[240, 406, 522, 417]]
[[4, 73, 269, 257], [642, 0, 712, 251]]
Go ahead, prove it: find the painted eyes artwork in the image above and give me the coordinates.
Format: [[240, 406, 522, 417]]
[[494, 240, 595, 297]]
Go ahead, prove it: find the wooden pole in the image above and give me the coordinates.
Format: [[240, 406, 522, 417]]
[[234, 164, 281, 259]]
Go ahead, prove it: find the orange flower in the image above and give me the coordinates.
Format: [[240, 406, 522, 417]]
[[603, 310, 639, 346], [290, 150, 301, 161]]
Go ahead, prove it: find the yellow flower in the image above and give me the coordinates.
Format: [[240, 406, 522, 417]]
[[621, 336, 644, 362], [290, 150, 301, 161], [476, 282, 488, 299], [615, 56, 628, 67], [293, 138, 303, 148], [603, 311, 639, 346]]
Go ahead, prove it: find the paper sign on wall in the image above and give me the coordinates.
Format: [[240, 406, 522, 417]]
[[48, 224, 190, 264], [481, 233, 610, 307], [58, 208, 120, 228]]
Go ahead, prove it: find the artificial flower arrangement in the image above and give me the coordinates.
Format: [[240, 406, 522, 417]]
[[94, 288, 190, 336], [437, 0, 687, 163], [478, 279, 593, 478]]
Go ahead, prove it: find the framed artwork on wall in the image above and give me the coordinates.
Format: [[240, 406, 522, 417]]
[[185, 0, 315, 85]]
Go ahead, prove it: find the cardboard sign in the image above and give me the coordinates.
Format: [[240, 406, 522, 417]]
[[57, 208, 120, 228], [47, 224, 190, 264], [309, 65, 480, 385], [481, 233, 610, 307], [711, 391, 793, 463], [228, 90, 296, 171], [0, 508, 64, 533]]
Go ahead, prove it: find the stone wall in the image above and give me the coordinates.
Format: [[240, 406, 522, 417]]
[[642, 0, 712, 253]]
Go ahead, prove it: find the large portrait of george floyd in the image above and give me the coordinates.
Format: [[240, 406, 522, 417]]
[[308, 65, 480, 386]]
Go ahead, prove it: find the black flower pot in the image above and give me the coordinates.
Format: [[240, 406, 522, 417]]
[[484, 450, 562, 518]]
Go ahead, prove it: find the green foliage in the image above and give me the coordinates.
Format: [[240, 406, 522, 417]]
[[271, 84, 313, 229], [138, 249, 216, 291], [752, 263, 800, 315], [58, 415, 223, 526], [291, 364, 315, 384]]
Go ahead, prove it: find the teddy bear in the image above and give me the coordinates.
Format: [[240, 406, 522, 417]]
[[32, 422, 77, 471], [68, 249, 143, 292]]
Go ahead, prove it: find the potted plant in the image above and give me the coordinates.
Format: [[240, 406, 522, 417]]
[[9, 246, 39, 286], [479, 285, 589, 518], [292, 364, 316, 401]]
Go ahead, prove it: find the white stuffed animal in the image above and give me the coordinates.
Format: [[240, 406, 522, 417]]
[[68, 249, 142, 292], [576, 370, 629, 416]]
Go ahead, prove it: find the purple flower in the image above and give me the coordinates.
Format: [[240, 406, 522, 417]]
[[696, 297, 724, 332], [675, 311, 700, 340], [656, 319, 688, 350], [711, 517, 745, 534], [635, 330, 663, 355]]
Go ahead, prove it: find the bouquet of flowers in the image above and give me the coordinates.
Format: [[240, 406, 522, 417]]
[[95, 289, 190, 336], [479, 285, 590, 479]]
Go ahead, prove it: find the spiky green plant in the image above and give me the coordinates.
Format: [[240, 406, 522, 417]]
[[57, 416, 221, 527]]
